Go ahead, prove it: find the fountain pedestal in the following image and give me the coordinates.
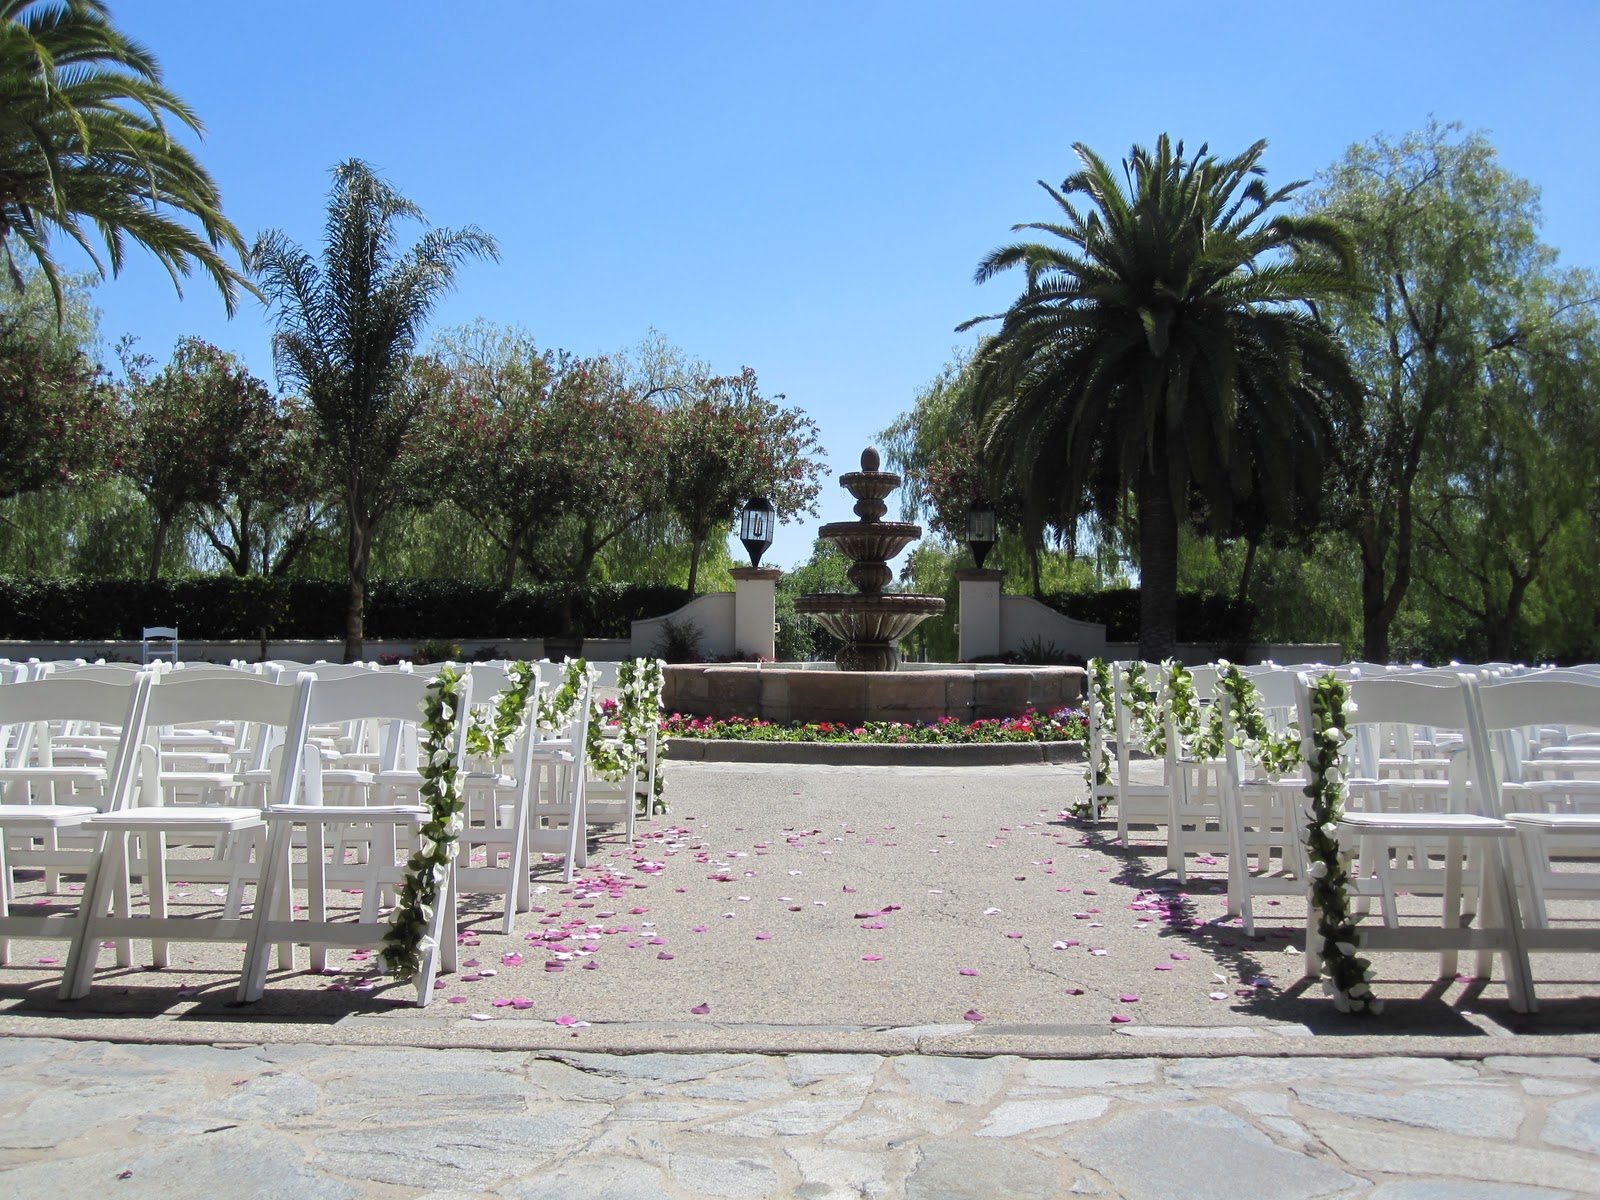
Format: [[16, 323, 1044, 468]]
[[793, 447, 945, 671]]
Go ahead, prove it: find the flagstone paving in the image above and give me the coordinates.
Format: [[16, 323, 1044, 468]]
[[1, 1038, 1597, 1198]]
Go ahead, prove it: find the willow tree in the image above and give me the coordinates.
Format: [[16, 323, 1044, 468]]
[[963, 136, 1359, 660], [252, 160, 497, 660]]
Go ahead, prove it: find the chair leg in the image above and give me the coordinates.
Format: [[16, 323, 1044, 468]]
[[148, 831, 170, 969], [0, 834, 11, 966], [1440, 836, 1464, 979], [60, 830, 120, 1000], [239, 821, 294, 1002], [308, 822, 329, 974]]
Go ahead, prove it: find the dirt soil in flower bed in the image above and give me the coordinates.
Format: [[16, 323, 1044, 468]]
[[0, 762, 1592, 1039]]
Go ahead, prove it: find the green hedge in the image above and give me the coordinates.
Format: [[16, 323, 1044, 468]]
[[1041, 587, 1255, 644], [0, 577, 690, 641]]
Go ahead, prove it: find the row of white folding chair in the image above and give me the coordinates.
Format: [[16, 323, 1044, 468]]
[[1292, 670, 1536, 1012], [60, 670, 316, 996]]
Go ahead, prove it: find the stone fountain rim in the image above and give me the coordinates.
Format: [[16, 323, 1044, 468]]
[[814, 519, 925, 537], [791, 592, 947, 614]]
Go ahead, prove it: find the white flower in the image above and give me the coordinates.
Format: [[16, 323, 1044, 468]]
[[1336, 941, 1357, 957], [1321, 822, 1339, 839], [1309, 860, 1329, 879]]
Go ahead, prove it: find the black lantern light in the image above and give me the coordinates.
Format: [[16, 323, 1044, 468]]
[[739, 496, 775, 568], [965, 501, 998, 569]]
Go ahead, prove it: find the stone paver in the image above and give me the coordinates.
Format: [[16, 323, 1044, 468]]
[[1, 1037, 1597, 1197]]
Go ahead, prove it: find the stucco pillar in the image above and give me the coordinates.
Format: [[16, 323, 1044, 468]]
[[730, 567, 780, 660], [956, 567, 1005, 662]]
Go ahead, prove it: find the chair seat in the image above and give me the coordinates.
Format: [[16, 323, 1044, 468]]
[[1504, 812, 1600, 830], [263, 804, 427, 822], [85, 808, 263, 833], [1339, 811, 1514, 837], [0, 804, 99, 827], [0, 766, 106, 784]]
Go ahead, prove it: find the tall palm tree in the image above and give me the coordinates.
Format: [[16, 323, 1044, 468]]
[[0, 0, 251, 318], [253, 159, 498, 661], [962, 136, 1360, 660]]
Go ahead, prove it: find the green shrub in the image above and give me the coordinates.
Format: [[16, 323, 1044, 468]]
[[0, 576, 691, 640]]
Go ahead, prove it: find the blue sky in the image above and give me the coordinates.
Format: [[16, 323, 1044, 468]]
[[80, 1, 1600, 570]]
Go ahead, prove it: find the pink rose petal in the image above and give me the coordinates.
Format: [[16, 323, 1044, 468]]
[[959, 967, 978, 976], [862, 954, 883, 962], [1119, 994, 1139, 1002], [755, 933, 772, 940], [963, 1009, 985, 1022], [1110, 1014, 1132, 1023], [690, 1002, 711, 1014], [657, 952, 675, 960]]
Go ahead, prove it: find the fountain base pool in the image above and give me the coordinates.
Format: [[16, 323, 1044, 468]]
[[663, 661, 1084, 726]]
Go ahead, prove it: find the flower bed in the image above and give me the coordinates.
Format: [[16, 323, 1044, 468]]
[[660, 707, 1086, 744]]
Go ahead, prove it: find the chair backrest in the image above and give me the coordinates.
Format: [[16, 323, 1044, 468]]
[[303, 670, 439, 727], [285, 661, 378, 682], [0, 672, 153, 801], [46, 663, 145, 683], [1296, 670, 1481, 802], [135, 672, 314, 808]]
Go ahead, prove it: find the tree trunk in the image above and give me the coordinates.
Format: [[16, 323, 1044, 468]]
[[686, 535, 704, 597], [1485, 570, 1533, 661], [1359, 533, 1392, 663], [344, 510, 370, 663], [1136, 452, 1178, 663], [1237, 537, 1259, 609], [1028, 541, 1043, 599], [148, 512, 172, 581], [500, 532, 520, 590]]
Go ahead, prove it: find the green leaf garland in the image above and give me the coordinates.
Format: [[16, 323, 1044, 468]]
[[1301, 672, 1380, 1014], [379, 666, 467, 982]]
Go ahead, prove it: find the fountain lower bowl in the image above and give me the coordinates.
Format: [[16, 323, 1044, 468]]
[[792, 592, 946, 671]]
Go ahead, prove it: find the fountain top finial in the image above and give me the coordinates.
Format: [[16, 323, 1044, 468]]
[[861, 447, 880, 472]]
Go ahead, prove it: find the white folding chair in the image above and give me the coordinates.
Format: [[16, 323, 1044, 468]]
[[239, 669, 471, 1006], [1110, 661, 1172, 847], [1295, 671, 1533, 1012], [141, 627, 179, 666], [1218, 667, 1309, 935], [58, 672, 314, 997], [0, 673, 152, 964], [1470, 673, 1600, 1006], [456, 662, 539, 933], [526, 661, 593, 884]]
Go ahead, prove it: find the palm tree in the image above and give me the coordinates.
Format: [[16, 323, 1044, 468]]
[[962, 136, 1359, 661], [253, 159, 498, 661], [0, 0, 251, 318]]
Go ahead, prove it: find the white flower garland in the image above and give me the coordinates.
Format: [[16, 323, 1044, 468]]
[[380, 666, 466, 982], [1077, 657, 1117, 819], [465, 660, 537, 762], [1302, 672, 1380, 1014], [1212, 661, 1301, 778]]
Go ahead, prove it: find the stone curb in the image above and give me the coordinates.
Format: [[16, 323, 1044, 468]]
[[3, 1013, 1597, 1061], [665, 738, 1086, 766]]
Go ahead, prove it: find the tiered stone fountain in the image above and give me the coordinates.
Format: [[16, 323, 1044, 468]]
[[793, 448, 945, 671]]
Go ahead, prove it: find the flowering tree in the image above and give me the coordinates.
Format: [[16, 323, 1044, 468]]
[[659, 367, 825, 594], [421, 322, 667, 597], [0, 307, 112, 503], [118, 337, 289, 579]]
